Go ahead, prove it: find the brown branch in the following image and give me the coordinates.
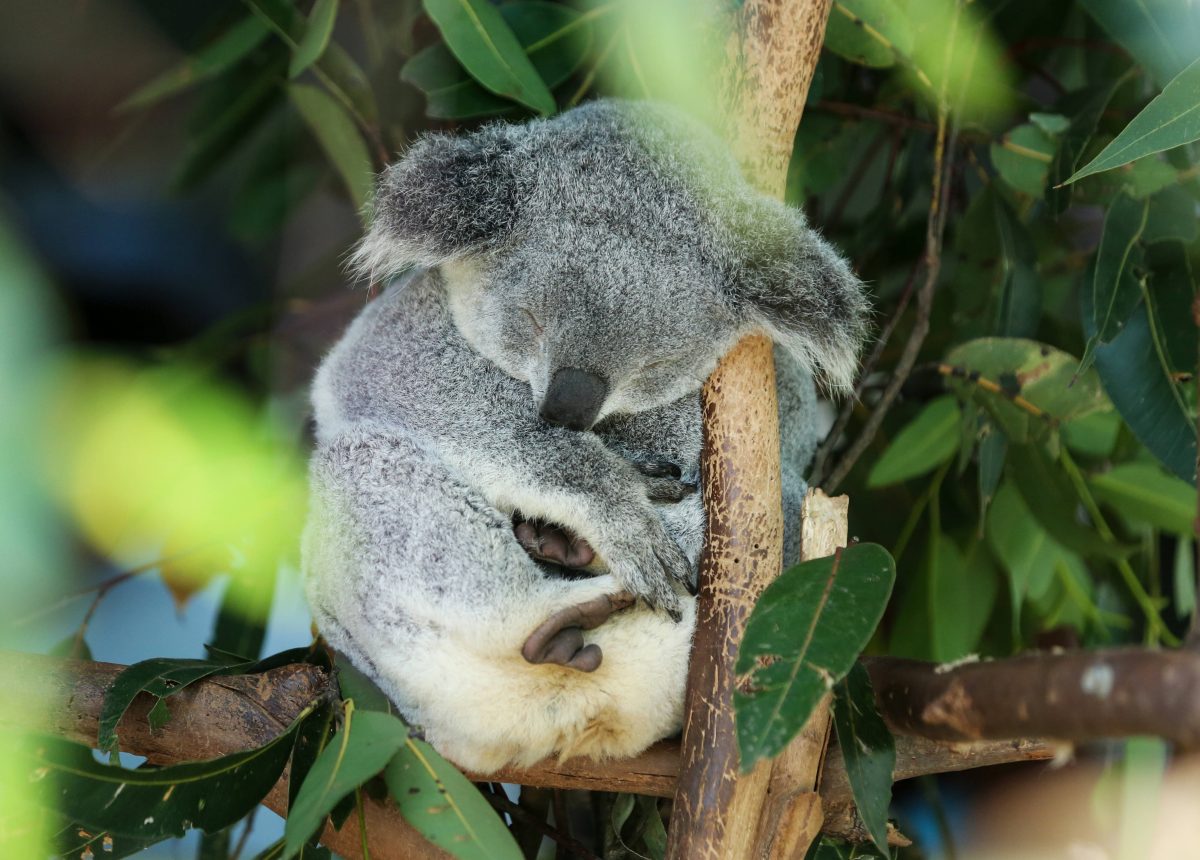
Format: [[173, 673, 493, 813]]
[[810, 100, 937, 132], [866, 651, 1200, 747]]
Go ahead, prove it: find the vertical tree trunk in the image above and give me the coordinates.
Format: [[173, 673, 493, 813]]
[[666, 2, 835, 858]]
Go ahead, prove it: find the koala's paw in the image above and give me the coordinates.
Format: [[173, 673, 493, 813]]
[[602, 516, 695, 620], [633, 460, 698, 503]]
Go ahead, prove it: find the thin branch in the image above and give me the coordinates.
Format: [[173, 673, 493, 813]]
[[810, 100, 936, 131], [822, 108, 958, 492]]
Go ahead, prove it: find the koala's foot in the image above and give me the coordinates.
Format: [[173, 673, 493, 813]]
[[513, 516, 596, 569], [601, 515, 695, 620], [633, 459, 698, 503], [522, 591, 636, 671]]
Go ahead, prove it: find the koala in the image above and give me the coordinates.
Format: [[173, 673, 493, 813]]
[[302, 100, 868, 773]]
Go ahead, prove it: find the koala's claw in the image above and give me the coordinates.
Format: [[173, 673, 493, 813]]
[[635, 458, 683, 480]]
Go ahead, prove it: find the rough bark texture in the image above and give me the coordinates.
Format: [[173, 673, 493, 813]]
[[867, 651, 1200, 748], [668, 2, 835, 858], [751, 492, 847, 859]]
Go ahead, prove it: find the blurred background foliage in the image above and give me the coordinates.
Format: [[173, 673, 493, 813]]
[[1, 0, 1199, 857]]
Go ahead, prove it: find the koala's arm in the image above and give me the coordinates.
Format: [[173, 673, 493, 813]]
[[436, 413, 694, 616]]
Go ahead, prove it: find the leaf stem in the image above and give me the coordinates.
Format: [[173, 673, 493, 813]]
[[1059, 447, 1177, 646]]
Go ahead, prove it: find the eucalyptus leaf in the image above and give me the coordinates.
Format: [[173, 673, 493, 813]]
[[1048, 76, 1127, 215], [422, 0, 557, 116], [289, 0, 339, 78], [991, 195, 1040, 337], [824, 0, 914, 69], [735, 544, 895, 771], [98, 658, 249, 756], [990, 123, 1054, 197], [1079, 192, 1150, 373], [289, 83, 374, 211], [945, 339, 1110, 443], [1083, 269, 1197, 484], [385, 736, 523, 860], [1143, 185, 1200, 245], [928, 536, 998, 661], [867, 397, 961, 487], [118, 16, 271, 112], [1069, 56, 1200, 184], [831, 663, 894, 854], [403, 2, 591, 120], [32, 721, 302, 840], [283, 707, 411, 856], [1091, 462, 1198, 534], [1078, 0, 1200, 87]]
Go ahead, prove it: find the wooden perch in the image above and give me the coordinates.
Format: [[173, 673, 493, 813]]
[[669, 1, 836, 857], [40, 644, 1200, 856], [0, 650, 1055, 856]]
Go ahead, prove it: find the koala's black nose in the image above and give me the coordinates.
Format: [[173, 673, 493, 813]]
[[540, 368, 609, 431]]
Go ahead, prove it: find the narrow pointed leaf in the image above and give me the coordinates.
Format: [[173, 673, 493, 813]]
[[824, 0, 914, 69], [385, 737, 523, 860], [867, 397, 961, 487], [831, 663, 894, 854], [118, 16, 271, 112], [1090, 463, 1198, 534], [283, 708, 410, 856], [290, 0, 339, 78], [1048, 77, 1127, 215], [735, 544, 895, 771], [1083, 268, 1197, 484], [1068, 56, 1200, 184], [423, 0, 556, 115], [289, 83, 373, 211], [99, 658, 249, 755], [1080, 192, 1150, 374], [31, 722, 302, 840], [1078, 0, 1200, 87]]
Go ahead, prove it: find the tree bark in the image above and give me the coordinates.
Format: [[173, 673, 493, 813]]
[[667, 1, 834, 858]]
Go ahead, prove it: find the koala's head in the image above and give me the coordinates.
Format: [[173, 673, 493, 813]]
[[353, 100, 869, 430]]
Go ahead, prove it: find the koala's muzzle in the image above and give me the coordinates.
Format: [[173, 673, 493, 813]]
[[540, 368, 609, 431]]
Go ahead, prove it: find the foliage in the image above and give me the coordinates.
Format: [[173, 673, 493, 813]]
[[14, 0, 1200, 857]]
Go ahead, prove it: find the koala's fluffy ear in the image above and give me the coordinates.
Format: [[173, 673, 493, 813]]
[[350, 126, 521, 279], [726, 203, 870, 393]]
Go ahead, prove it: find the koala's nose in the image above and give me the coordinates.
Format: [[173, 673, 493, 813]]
[[540, 368, 609, 431]]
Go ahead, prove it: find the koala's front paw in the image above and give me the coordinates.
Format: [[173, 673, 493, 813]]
[[633, 459, 698, 503], [600, 514, 694, 620]]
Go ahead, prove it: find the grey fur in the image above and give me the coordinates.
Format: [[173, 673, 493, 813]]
[[304, 100, 867, 771]]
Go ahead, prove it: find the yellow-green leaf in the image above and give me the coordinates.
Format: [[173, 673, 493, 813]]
[[868, 397, 961, 487], [1091, 462, 1198, 535], [289, 83, 373, 212], [289, 0, 339, 78]]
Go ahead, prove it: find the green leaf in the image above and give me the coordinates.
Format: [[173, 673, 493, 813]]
[[1079, 192, 1150, 373], [1083, 269, 1197, 484], [867, 397, 961, 487], [636, 796, 668, 860], [32, 718, 303, 840], [831, 663, 894, 854], [987, 482, 1073, 645], [1091, 462, 1198, 535], [337, 659, 396, 715], [118, 16, 271, 112], [1063, 411, 1121, 459], [1143, 185, 1200, 245], [823, 0, 914, 69], [991, 195, 1040, 337], [283, 707, 410, 856], [1047, 77, 1127, 215], [990, 123, 1054, 197], [385, 736, 523, 860], [944, 339, 1110, 443], [288, 700, 338, 812], [99, 658, 247, 755], [977, 423, 1007, 522], [928, 537, 998, 661], [422, 0, 557, 115], [289, 83, 373, 211], [290, 0, 339, 78], [1069, 56, 1200, 184], [253, 838, 333, 859], [1078, 0, 1200, 87], [403, 2, 592, 120], [1175, 537, 1196, 619], [735, 544, 896, 771]]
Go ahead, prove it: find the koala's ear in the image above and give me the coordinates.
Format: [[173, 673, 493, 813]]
[[725, 204, 870, 393], [350, 126, 521, 279]]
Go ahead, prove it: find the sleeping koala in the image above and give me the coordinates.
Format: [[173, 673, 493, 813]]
[[303, 100, 868, 772]]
